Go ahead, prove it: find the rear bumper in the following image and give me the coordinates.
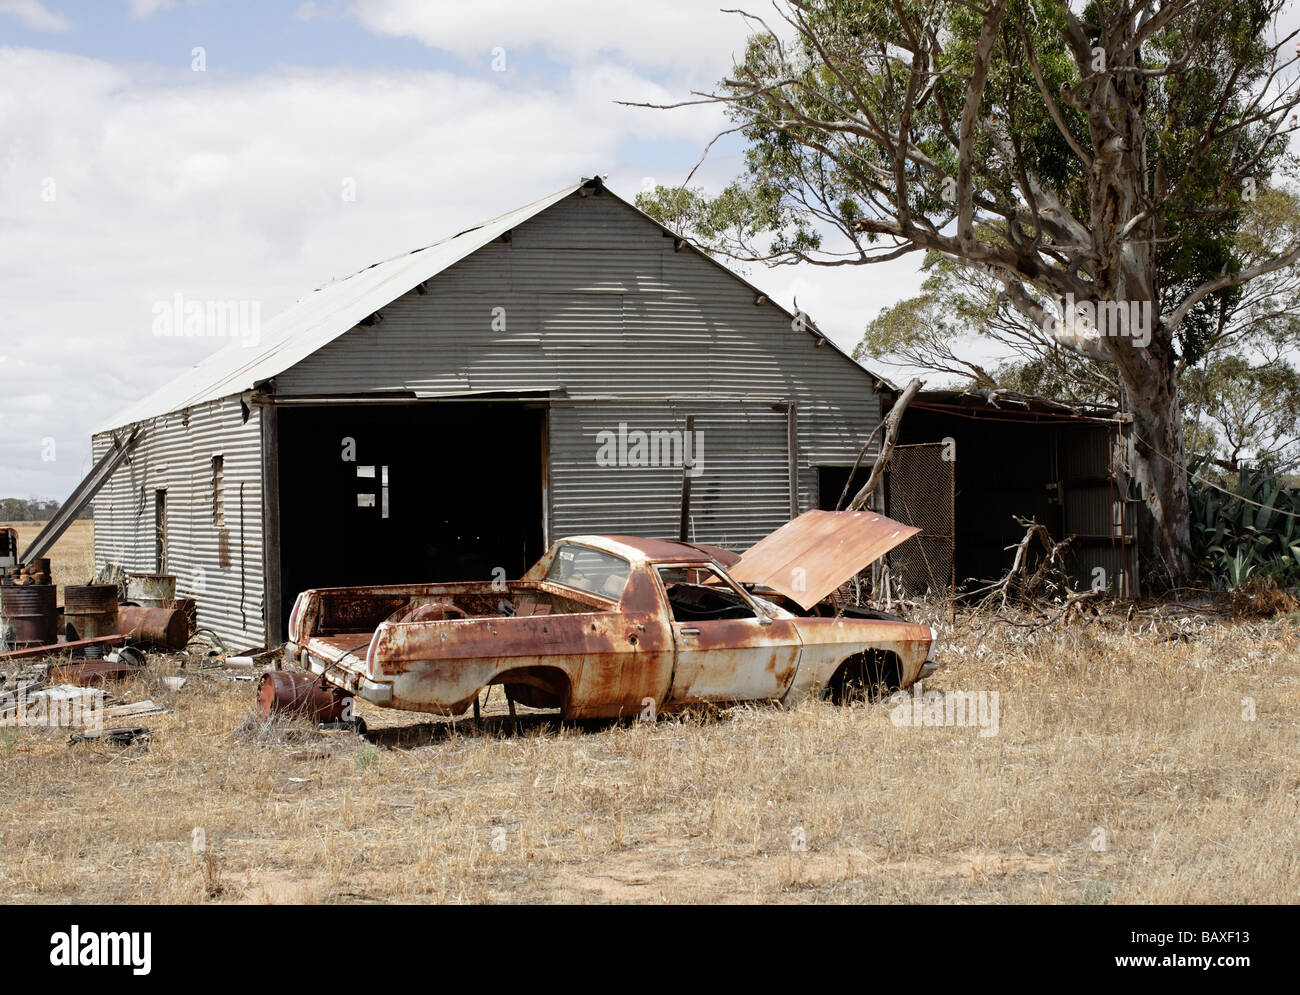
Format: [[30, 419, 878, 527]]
[[299, 645, 395, 706], [920, 660, 940, 679]]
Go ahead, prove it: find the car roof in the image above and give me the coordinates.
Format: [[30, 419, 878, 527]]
[[562, 535, 722, 565]]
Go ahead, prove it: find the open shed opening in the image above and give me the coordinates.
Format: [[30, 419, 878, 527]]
[[274, 401, 546, 633], [887, 399, 1136, 596]]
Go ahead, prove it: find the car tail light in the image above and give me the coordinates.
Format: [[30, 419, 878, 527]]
[[288, 594, 304, 642]]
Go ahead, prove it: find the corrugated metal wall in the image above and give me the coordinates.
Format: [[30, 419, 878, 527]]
[[273, 189, 882, 545], [1061, 424, 1136, 596], [92, 397, 264, 648], [548, 399, 791, 548]]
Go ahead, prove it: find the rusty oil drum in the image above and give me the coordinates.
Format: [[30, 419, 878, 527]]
[[117, 606, 189, 651], [0, 584, 57, 649], [258, 671, 350, 722], [64, 584, 120, 658]]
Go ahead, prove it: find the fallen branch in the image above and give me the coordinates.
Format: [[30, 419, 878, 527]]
[[964, 517, 1077, 610]]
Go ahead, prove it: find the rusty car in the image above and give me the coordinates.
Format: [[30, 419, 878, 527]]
[[283, 510, 937, 719]]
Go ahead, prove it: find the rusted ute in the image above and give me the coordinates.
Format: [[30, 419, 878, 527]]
[[258, 671, 350, 722], [118, 606, 188, 650], [0, 584, 58, 648], [64, 585, 120, 658]]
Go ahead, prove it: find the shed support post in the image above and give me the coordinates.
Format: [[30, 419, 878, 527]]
[[260, 400, 282, 647], [786, 401, 799, 518]]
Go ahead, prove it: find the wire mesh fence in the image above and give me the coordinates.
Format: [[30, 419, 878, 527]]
[[886, 442, 955, 596]]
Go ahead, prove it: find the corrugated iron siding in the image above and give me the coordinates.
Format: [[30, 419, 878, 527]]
[[273, 190, 881, 545], [1060, 424, 1135, 595], [548, 399, 790, 549], [92, 397, 263, 648]]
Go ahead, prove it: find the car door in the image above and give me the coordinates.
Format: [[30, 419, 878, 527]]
[[657, 563, 802, 705]]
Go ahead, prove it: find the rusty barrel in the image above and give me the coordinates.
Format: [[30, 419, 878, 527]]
[[0, 584, 58, 649], [258, 671, 349, 722], [64, 585, 120, 659], [126, 572, 176, 607], [174, 597, 197, 635], [118, 606, 188, 651]]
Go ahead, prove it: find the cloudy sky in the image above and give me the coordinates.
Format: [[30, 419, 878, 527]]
[[0, 0, 926, 500]]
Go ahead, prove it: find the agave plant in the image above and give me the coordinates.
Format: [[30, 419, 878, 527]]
[[1189, 459, 1300, 590]]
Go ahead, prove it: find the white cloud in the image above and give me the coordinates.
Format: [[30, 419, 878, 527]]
[[340, 0, 750, 76], [126, 0, 175, 19], [0, 45, 749, 497], [0, 0, 70, 32]]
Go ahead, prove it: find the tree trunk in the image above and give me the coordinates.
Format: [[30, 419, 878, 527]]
[[1122, 357, 1194, 589]]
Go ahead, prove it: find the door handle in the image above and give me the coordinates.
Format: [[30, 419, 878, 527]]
[[679, 627, 700, 636]]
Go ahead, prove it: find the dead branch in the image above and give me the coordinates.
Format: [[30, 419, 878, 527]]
[[845, 377, 923, 511], [964, 517, 1077, 610]]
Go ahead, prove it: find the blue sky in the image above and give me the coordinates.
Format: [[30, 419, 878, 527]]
[[0, 0, 926, 499]]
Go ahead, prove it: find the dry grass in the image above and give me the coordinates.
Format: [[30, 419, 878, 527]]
[[1, 520, 95, 603], [0, 606, 1296, 904]]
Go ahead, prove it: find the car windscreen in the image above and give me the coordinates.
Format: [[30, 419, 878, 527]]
[[545, 544, 631, 601]]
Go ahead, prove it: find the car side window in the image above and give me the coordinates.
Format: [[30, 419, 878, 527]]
[[657, 565, 758, 622], [545, 544, 631, 600]]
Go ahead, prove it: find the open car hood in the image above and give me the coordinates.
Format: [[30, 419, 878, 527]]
[[728, 509, 921, 610]]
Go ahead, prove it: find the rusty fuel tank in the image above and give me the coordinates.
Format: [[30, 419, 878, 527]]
[[0, 584, 58, 649], [118, 605, 189, 650], [258, 671, 350, 722], [64, 585, 121, 658]]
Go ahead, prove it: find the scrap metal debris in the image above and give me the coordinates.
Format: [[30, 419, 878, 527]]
[[69, 726, 151, 748]]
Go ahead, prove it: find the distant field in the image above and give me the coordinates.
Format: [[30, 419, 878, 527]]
[[0, 520, 95, 601]]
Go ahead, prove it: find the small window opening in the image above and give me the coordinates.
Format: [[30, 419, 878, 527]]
[[211, 455, 225, 527]]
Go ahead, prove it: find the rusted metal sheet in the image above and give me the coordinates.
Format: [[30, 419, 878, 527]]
[[118, 606, 189, 650], [1, 585, 58, 648], [0, 634, 126, 662], [49, 653, 143, 686], [730, 509, 921, 610], [64, 585, 121, 659]]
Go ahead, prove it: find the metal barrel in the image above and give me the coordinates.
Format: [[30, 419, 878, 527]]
[[118, 606, 189, 650], [0, 584, 58, 649], [64, 585, 120, 659], [174, 597, 198, 635], [258, 671, 349, 722], [126, 572, 176, 607]]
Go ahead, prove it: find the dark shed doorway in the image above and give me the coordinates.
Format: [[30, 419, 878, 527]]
[[275, 401, 546, 633]]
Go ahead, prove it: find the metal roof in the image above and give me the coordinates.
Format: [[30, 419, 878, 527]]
[[97, 179, 588, 432], [98, 176, 889, 433]]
